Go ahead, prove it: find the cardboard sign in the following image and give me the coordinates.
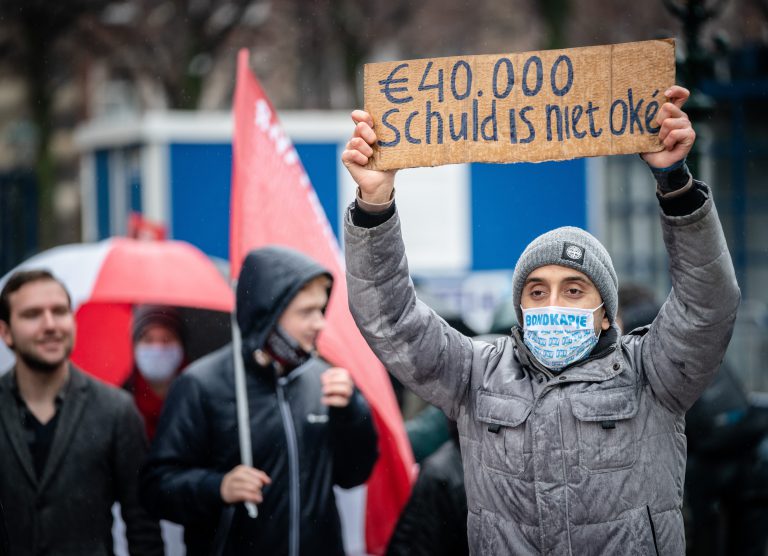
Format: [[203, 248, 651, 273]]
[[364, 39, 675, 170]]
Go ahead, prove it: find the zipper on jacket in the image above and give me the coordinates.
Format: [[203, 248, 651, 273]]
[[277, 378, 300, 556], [646, 505, 660, 556]]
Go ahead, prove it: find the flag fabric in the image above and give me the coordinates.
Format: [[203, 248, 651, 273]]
[[231, 49, 415, 555]]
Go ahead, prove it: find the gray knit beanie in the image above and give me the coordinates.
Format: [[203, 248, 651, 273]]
[[512, 226, 618, 326]]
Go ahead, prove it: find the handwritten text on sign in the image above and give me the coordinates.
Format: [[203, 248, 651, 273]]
[[364, 39, 675, 170]]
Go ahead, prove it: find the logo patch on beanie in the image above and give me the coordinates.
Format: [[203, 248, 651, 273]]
[[561, 242, 585, 265]]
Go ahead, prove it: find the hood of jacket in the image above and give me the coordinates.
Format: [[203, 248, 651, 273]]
[[236, 246, 332, 359]]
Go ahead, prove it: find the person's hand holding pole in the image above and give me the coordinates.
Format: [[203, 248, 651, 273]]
[[342, 110, 398, 204], [220, 464, 272, 505]]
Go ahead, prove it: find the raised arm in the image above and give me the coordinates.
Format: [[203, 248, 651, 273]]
[[638, 86, 740, 412], [342, 111, 475, 419], [342, 110, 398, 204]]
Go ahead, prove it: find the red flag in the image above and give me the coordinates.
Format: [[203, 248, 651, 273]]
[[231, 49, 414, 555]]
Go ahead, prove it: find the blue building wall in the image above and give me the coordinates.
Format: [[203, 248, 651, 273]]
[[170, 143, 232, 259], [166, 142, 342, 261], [469, 158, 587, 270], [296, 143, 340, 238]]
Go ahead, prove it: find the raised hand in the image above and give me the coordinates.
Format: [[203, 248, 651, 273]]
[[641, 85, 695, 169], [341, 110, 397, 204]]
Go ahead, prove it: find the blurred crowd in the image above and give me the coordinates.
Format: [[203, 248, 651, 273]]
[[0, 113, 765, 555], [0, 247, 379, 556], [2, 259, 765, 555]]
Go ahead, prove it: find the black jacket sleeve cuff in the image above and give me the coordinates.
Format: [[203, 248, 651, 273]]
[[651, 160, 692, 195], [351, 199, 396, 228], [658, 181, 708, 216]]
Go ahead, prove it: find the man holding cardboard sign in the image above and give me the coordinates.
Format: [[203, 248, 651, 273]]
[[341, 78, 739, 554]]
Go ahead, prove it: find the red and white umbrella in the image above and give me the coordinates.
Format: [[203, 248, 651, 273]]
[[0, 237, 233, 384]]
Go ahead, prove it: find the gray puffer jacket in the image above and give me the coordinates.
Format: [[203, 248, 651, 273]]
[[344, 183, 739, 555]]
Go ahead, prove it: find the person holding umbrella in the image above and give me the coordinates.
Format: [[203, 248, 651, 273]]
[[140, 246, 379, 556], [0, 269, 164, 555], [124, 305, 188, 441]]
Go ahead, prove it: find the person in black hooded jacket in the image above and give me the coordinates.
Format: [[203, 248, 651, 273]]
[[139, 246, 379, 556]]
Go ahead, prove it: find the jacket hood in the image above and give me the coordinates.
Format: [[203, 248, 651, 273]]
[[236, 246, 332, 357]]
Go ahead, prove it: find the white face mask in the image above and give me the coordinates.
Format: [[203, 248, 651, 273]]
[[521, 304, 604, 372], [134, 344, 183, 382]]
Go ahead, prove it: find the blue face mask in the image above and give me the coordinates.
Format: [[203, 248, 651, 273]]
[[521, 304, 604, 372]]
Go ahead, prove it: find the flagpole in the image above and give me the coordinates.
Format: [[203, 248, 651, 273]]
[[230, 302, 259, 519]]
